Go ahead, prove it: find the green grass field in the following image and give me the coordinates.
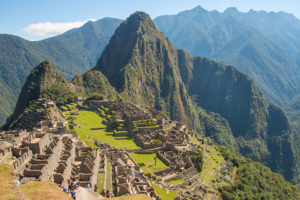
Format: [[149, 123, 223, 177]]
[[168, 178, 185, 186], [150, 183, 177, 200], [97, 172, 105, 193], [106, 162, 112, 193], [129, 153, 169, 176], [73, 111, 140, 150]]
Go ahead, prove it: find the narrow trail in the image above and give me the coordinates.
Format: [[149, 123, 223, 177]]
[[76, 187, 102, 200]]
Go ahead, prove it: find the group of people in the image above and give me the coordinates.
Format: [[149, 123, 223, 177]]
[[101, 189, 112, 198], [62, 179, 99, 199], [62, 179, 78, 200]]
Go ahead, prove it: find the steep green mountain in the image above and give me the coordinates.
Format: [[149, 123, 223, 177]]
[[72, 12, 300, 184], [154, 6, 300, 106], [177, 50, 300, 183], [0, 17, 121, 126], [6, 61, 76, 128], [93, 12, 199, 129], [285, 96, 300, 132]]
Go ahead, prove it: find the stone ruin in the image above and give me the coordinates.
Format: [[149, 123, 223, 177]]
[[70, 146, 100, 188], [8, 98, 65, 131], [95, 140, 159, 199], [1, 99, 224, 200]]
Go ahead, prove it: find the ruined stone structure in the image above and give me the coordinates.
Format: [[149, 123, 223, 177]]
[[96, 141, 159, 199], [70, 147, 100, 188], [22, 135, 63, 182], [53, 136, 75, 186]]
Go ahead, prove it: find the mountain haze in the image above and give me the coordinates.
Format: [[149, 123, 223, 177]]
[[154, 6, 300, 106], [0, 18, 121, 126], [2, 6, 300, 128]]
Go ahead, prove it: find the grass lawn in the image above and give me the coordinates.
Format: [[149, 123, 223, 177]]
[[73, 111, 140, 150], [103, 194, 152, 200], [129, 153, 169, 176], [168, 178, 185, 186], [0, 164, 23, 200], [150, 183, 177, 200], [97, 172, 105, 193], [106, 162, 112, 193]]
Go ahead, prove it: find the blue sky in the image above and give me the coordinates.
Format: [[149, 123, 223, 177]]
[[1, 0, 300, 40]]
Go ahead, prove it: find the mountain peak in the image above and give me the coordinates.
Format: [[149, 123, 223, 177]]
[[94, 11, 162, 89], [120, 11, 157, 36], [9, 60, 67, 123], [224, 7, 239, 15], [128, 11, 152, 22]]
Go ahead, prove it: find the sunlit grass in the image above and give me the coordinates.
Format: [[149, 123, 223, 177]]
[[129, 153, 169, 176], [150, 183, 177, 200], [73, 111, 140, 150]]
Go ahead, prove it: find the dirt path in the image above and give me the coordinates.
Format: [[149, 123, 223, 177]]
[[76, 187, 102, 200]]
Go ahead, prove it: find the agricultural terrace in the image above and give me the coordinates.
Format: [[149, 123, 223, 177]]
[[129, 152, 169, 177], [64, 105, 140, 150], [200, 145, 225, 186]]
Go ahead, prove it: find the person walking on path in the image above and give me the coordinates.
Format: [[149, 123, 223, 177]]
[[71, 191, 76, 200]]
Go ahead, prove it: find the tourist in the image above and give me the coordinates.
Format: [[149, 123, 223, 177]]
[[63, 186, 68, 193], [94, 185, 97, 192], [71, 191, 76, 200], [68, 183, 72, 193], [87, 183, 91, 190]]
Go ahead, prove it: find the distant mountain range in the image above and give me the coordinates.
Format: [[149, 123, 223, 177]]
[[154, 6, 300, 106], [2, 6, 300, 128], [0, 18, 121, 126]]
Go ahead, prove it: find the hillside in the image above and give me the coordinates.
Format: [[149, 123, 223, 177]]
[[70, 12, 300, 185], [2, 53, 300, 199], [0, 17, 121, 126], [154, 6, 300, 106], [2, 6, 300, 130]]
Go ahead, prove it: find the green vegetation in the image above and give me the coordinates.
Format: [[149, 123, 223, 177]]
[[5, 61, 74, 129], [218, 146, 300, 200], [150, 183, 177, 200], [168, 178, 185, 186], [200, 145, 224, 184], [97, 172, 105, 193], [0, 18, 122, 126], [42, 82, 77, 106], [72, 110, 139, 150], [129, 153, 169, 176], [190, 151, 204, 172], [155, 7, 300, 107], [106, 162, 112, 193]]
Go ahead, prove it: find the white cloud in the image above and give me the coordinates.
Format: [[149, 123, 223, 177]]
[[23, 19, 96, 37]]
